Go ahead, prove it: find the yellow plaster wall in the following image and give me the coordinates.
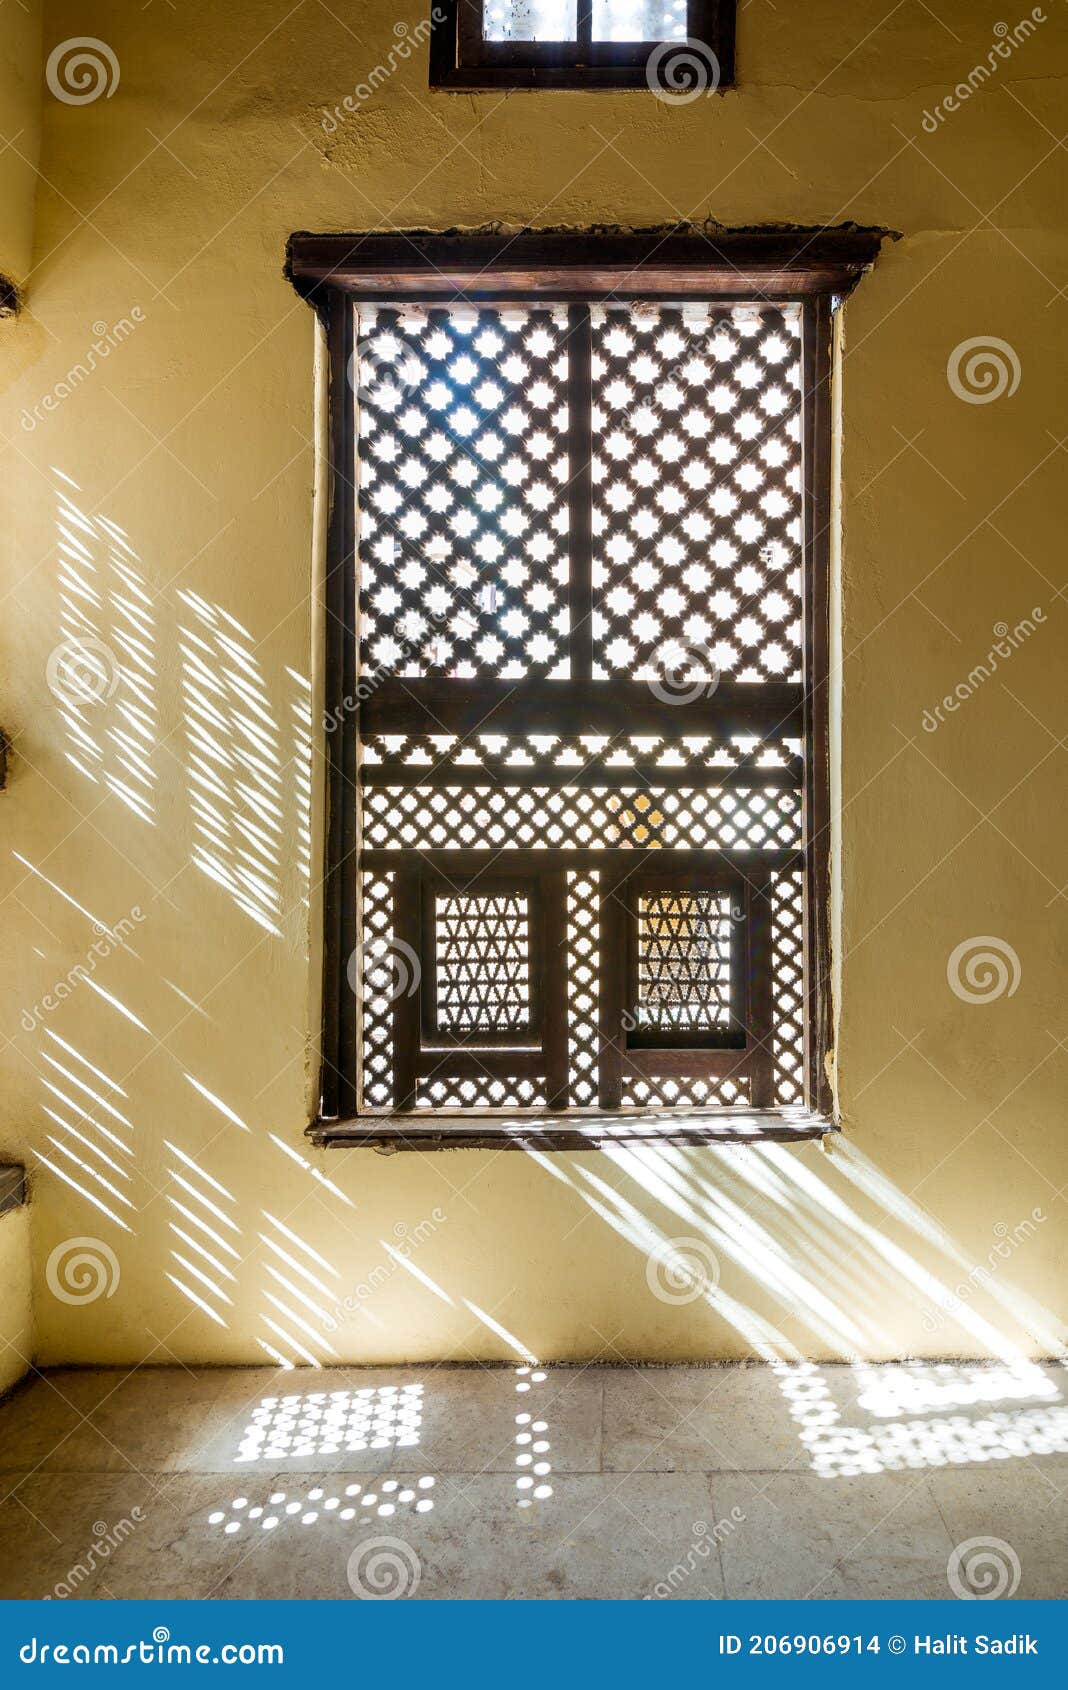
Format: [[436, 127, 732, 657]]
[[1, 0, 1066, 1367], [0, 0, 43, 292], [0, 1207, 32, 1396]]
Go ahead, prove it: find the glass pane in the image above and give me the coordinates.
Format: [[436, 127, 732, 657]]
[[591, 0, 688, 41], [483, 1, 578, 41]]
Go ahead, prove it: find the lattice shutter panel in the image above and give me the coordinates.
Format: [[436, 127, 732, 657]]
[[351, 296, 813, 1120], [636, 891, 733, 1033], [356, 305, 571, 679], [590, 303, 803, 684], [435, 892, 532, 1033]]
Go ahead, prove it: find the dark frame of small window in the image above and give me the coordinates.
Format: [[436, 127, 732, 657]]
[[429, 0, 736, 91], [287, 227, 884, 1150]]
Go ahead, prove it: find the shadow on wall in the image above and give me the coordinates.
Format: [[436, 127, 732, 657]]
[[11, 480, 1066, 1413]]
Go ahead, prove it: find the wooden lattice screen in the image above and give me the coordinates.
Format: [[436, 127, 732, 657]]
[[290, 231, 882, 1140]]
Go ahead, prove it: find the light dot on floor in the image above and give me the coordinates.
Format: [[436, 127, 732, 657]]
[[378, 1503, 395, 1516], [224, 1521, 240, 1534], [339, 1507, 355, 1521], [249, 1507, 263, 1520], [262, 1517, 278, 1530], [415, 1499, 433, 1513], [232, 1498, 247, 1510], [308, 1487, 323, 1501], [208, 1511, 225, 1525], [533, 1484, 552, 1499], [399, 1490, 414, 1503], [345, 1484, 361, 1496], [418, 1476, 434, 1489], [302, 1512, 317, 1525], [533, 1461, 551, 1475], [285, 1502, 300, 1515]]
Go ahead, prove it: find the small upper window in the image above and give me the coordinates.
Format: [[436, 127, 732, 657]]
[[430, 0, 735, 92]]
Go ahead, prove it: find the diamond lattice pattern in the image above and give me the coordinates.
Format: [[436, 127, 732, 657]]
[[435, 892, 532, 1033], [637, 891, 732, 1032], [591, 303, 803, 682], [356, 304, 570, 679]]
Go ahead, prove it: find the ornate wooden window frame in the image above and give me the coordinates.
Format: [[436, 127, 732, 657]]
[[288, 228, 883, 1149], [429, 1, 736, 92]]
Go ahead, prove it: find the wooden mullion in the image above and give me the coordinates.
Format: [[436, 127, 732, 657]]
[[391, 867, 422, 1113], [415, 1049, 545, 1079], [577, 0, 593, 51], [364, 846, 803, 876], [597, 865, 628, 1109], [319, 294, 358, 1122], [360, 759, 803, 792], [745, 872, 776, 1109], [621, 1047, 751, 1079], [359, 677, 805, 738], [567, 305, 594, 681], [802, 295, 835, 1119], [542, 867, 570, 1109]]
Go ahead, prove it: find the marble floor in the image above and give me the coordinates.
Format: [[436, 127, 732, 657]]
[[0, 1360, 1065, 1600]]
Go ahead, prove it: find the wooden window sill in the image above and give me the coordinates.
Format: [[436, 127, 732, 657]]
[[306, 1108, 836, 1152]]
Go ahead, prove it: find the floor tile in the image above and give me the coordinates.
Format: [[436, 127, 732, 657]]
[[210, 1470, 723, 1601], [0, 1473, 250, 1600], [193, 1367, 428, 1474], [32, 1367, 241, 1476], [713, 1471, 955, 1600], [0, 1370, 127, 1476], [929, 1466, 1068, 1599], [602, 1364, 813, 1473], [405, 1364, 603, 1474]]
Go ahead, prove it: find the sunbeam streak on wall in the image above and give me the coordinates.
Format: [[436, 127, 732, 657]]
[[177, 590, 283, 934], [50, 473, 158, 824]]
